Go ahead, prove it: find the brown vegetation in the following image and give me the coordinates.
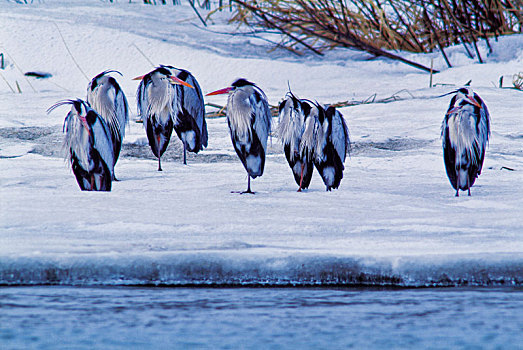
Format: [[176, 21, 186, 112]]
[[227, 0, 523, 70]]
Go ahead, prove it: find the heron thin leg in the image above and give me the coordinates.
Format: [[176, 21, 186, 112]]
[[455, 171, 459, 197], [467, 175, 471, 196], [298, 163, 305, 192], [241, 176, 254, 194], [183, 142, 187, 165], [91, 174, 95, 191], [158, 157, 162, 171]]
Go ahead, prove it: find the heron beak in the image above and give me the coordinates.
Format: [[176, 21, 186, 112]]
[[132, 75, 145, 81], [466, 95, 482, 108], [169, 76, 194, 89], [446, 107, 460, 115], [206, 87, 232, 96], [79, 115, 91, 135]]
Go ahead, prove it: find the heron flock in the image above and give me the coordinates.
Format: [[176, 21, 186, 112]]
[[48, 66, 491, 196]]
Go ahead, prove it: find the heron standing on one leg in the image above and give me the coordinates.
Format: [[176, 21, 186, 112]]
[[207, 78, 271, 194]]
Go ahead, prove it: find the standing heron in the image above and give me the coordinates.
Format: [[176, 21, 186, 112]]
[[302, 103, 349, 191], [206, 78, 271, 194], [441, 87, 490, 196], [134, 65, 207, 171], [278, 92, 315, 191], [48, 99, 114, 191], [86, 70, 129, 180]]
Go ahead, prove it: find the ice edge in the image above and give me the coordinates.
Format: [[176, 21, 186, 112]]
[[1, 253, 521, 287]]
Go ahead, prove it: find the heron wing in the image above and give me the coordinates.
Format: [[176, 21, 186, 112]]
[[178, 73, 207, 147], [441, 117, 458, 189], [250, 87, 271, 152], [330, 109, 349, 162], [475, 95, 491, 173], [137, 79, 147, 118], [114, 81, 129, 139], [90, 111, 115, 177]]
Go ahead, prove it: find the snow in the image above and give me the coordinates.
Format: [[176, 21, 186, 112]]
[[0, 1, 522, 286]]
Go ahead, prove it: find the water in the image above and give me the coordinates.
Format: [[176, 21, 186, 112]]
[[1, 286, 522, 349]]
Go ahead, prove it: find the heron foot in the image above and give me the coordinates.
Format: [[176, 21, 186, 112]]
[[231, 190, 255, 195]]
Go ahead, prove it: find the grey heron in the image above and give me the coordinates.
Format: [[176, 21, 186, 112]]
[[301, 103, 349, 191], [206, 78, 271, 194], [442, 87, 491, 196], [134, 65, 207, 170], [86, 70, 129, 180], [48, 99, 114, 191], [277, 92, 315, 191]]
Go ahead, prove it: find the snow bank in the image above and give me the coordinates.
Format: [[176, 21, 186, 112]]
[[1, 1, 522, 288]]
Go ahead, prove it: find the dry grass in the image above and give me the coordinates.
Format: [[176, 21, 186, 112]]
[[226, 0, 523, 70]]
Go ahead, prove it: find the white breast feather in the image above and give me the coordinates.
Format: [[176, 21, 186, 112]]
[[139, 76, 176, 133], [87, 81, 121, 141], [227, 88, 254, 143], [277, 98, 305, 160], [300, 108, 321, 159], [64, 112, 92, 172], [446, 105, 484, 167]]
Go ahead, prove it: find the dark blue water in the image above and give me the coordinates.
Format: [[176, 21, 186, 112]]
[[1, 287, 521, 349]]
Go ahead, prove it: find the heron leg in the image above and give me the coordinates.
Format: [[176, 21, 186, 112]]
[[455, 171, 459, 197], [297, 163, 305, 192], [158, 157, 163, 171], [241, 175, 254, 194], [183, 142, 187, 165], [91, 174, 95, 191], [467, 175, 471, 196]]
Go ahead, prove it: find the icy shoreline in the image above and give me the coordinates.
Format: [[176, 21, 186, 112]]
[[1, 252, 521, 287]]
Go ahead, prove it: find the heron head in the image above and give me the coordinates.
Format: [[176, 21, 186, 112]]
[[456, 87, 482, 108], [167, 75, 194, 88], [71, 100, 92, 135], [206, 78, 256, 96], [48, 99, 91, 135], [133, 67, 194, 89]]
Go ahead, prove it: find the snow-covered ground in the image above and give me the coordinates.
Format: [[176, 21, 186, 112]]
[[0, 0, 522, 286]]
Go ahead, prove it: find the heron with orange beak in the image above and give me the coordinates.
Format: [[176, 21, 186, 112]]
[[441, 87, 491, 196], [134, 65, 207, 170], [207, 78, 271, 194]]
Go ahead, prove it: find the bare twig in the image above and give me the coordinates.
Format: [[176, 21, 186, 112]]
[[54, 22, 89, 82], [132, 43, 156, 67]]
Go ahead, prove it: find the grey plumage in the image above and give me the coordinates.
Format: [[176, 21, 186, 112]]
[[300, 103, 349, 191], [207, 78, 271, 193], [87, 70, 129, 179], [441, 87, 490, 196], [48, 99, 114, 191], [278, 92, 315, 191], [136, 65, 207, 170]]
